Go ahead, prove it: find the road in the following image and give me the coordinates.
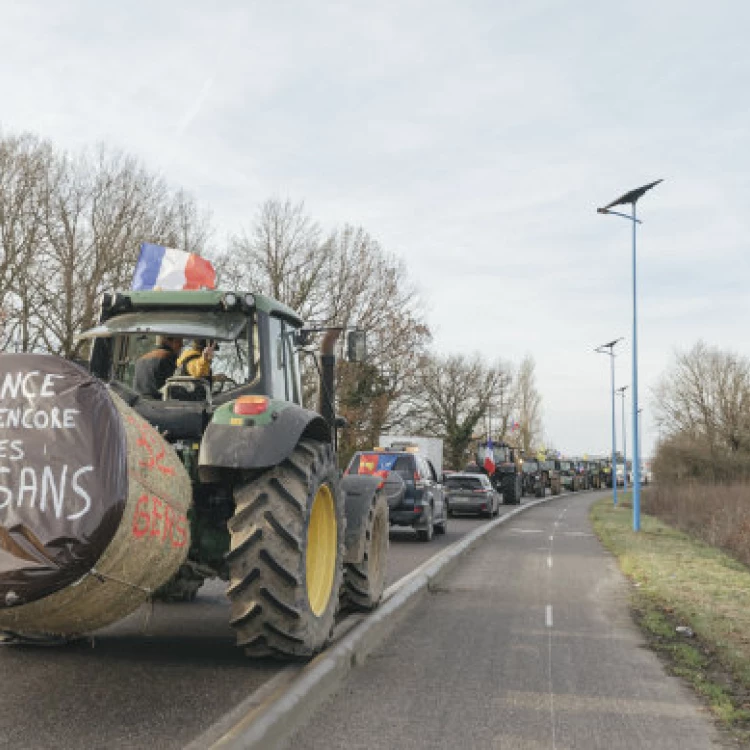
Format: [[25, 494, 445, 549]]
[[0, 502, 518, 749], [283, 492, 720, 750]]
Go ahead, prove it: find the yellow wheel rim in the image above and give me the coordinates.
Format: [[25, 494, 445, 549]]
[[306, 484, 337, 617]]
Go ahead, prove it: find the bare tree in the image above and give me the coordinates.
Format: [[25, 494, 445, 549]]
[[514, 355, 543, 454], [0, 132, 51, 351], [217, 211, 432, 463], [413, 354, 511, 470], [653, 341, 750, 479], [13, 142, 213, 357], [217, 198, 327, 320]]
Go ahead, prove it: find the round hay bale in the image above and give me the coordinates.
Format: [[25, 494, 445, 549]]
[[0, 354, 191, 636]]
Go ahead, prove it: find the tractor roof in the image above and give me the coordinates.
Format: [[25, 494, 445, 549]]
[[114, 290, 303, 326]]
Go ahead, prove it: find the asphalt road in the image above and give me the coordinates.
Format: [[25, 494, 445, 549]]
[[0, 499, 519, 749], [282, 492, 720, 750]]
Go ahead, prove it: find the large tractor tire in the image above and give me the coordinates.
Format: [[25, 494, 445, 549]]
[[226, 439, 345, 659], [342, 494, 389, 611], [502, 474, 521, 505]]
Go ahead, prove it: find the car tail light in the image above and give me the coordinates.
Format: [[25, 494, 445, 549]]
[[481, 504, 487, 510], [473, 489, 488, 494], [414, 505, 423, 513], [233, 396, 269, 416], [414, 471, 420, 482]]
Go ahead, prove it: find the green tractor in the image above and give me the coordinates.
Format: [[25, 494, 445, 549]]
[[0, 290, 390, 659], [539, 459, 562, 495]]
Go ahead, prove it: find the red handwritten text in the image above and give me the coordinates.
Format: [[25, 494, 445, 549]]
[[131, 493, 188, 548]]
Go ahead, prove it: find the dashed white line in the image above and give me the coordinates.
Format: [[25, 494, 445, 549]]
[[546, 604, 553, 628], [547, 556, 553, 568], [549, 535, 554, 541]]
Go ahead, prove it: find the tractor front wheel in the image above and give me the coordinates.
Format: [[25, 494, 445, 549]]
[[226, 439, 345, 659]]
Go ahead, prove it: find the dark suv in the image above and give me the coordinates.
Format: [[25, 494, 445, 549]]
[[346, 450, 447, 542]]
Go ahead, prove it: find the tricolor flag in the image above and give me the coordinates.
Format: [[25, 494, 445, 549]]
[[132, 243, 216, 291], [483, 439, 496, 474]]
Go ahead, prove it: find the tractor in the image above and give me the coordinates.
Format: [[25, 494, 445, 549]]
[[471, 441, 523, 505], [540, 459, 562, 495], [556, 459, 580, 492], [0, 290, 391, 659], [521, 458, 546, 498]]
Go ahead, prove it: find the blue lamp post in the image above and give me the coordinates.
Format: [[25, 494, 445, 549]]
[[595, 338, 622, 507], [617, 385, 628, 493], [597, 179, 662, 532]]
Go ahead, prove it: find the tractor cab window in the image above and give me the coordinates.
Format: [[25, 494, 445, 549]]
[[268, 315, 302, 404], [493, 445, 512, 464], [110, 323, 256, 393]]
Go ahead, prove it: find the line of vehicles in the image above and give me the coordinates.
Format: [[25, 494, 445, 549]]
[[343, 437, 628, 544], [0, 282, 650, 662]]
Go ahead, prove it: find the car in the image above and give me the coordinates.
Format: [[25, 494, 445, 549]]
[[346, 449, 448, 541], [443, 472, 500, 518]]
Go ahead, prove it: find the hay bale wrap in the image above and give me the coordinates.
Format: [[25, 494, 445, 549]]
[[0, 354, 191, 636]]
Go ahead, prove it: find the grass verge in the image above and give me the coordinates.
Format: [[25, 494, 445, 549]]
[[591, 496, 750, 746]]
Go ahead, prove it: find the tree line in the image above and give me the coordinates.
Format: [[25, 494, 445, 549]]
[[653, 341, 750, 481], [0, 129, 543, 467]]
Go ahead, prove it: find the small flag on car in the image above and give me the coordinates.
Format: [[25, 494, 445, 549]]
[[131, 243, 216, 291]]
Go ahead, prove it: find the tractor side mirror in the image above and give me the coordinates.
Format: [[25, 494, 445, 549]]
[[346, 330, 367, 362]]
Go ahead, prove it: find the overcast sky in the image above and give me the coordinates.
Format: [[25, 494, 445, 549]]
[[2, 1, 749, 458]]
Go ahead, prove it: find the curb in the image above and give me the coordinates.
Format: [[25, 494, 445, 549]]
[[187, 492, 566, 750]]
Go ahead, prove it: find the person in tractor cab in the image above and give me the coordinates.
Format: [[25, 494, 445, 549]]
[[177, 339, 215, 381], [134, 335, 184, 398], [177, 338, 229, 388]]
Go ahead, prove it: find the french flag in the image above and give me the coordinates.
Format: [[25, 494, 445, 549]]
[[483, 439, 496, 474], [131, 243, 216, 291]]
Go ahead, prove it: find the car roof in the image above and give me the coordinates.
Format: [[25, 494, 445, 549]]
[[355, 450, 416, 458], [445, 472, 487, 479]]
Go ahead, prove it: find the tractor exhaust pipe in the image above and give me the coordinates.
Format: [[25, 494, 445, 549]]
[[319, 329, 341, 438]]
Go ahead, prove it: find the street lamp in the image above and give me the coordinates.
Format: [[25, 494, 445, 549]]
[[595, 338, 623, 507], [616, 385, 628, 493], [597, 179, 662, 532]]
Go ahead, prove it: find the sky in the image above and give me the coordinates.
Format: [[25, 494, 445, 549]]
[[2, 0, 749, 458]]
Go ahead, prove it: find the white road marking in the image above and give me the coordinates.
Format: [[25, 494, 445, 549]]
[[549, 535, 554, 541], [510, 528, 544, 533], [546, 605, 553, 628], [561, 531, 593, 537], [547, 556, 553, 568]]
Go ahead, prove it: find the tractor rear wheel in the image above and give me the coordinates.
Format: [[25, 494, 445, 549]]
[[342, 493, 389, 611], [501, 474, 518, 505], [226, 439, 345, 659]]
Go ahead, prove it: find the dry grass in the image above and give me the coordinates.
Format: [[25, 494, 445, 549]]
[[591, 498, 750, 742], [643, 482, 750, 568]]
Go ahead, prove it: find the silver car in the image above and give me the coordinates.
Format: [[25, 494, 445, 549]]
[[445, 473, 500, 518]]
